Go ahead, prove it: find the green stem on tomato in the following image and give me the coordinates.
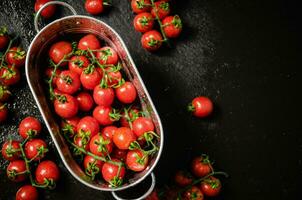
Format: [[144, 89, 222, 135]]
[[0, 35, 18, 69], [19, 138, 35, 186], [150, 0, 169, 44]]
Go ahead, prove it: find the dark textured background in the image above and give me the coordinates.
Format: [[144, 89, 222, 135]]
[[1, 0, 302, 199]]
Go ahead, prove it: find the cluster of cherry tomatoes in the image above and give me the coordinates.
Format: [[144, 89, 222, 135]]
[[1, 116, 60, 200], [131, 0, 183, 51], [44, 33, 160, 187], [0, 26, 26, 123]]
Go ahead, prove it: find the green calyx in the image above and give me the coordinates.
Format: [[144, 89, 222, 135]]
[[61, 124, 75, 138], [159, 2, 169, 11], [0, 26, 7, 36], [73, 59, 84, 67], [148, 38, 159, 47], [95, 136, 110, 153], [139, 16, 150, 27], [109, 176, 123, 187], [1, 68, 16, 79], [136, 0, 148, 9], [26, 129, 38, 139], [187, 103, 195, 112], [85, 161, 100, 180], [62, 75, 73, 84], [172, 15, 183, 29], [0, 85, 11, 98], [56, 94, 67, 103], [11, 48, 26, 60], [109, 108, 121, 121], [83, 64, 95, 74], [203, 177, 221, 189]]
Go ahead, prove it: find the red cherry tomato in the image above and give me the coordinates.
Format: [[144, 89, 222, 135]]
[[102, 125, 117, 139], [191, 155, 212, 177], [45, 68, 61, 87], [25, 139, 48, 161], [76, 92, 94, 112], [120, 107, 140, 127], [0, 65, 21, 86], [0, 102, 8, 123], [5, 47, 26, 67], [0, 27, 9, 50], [113, 127, 137, 150], [151, 1, 170, 20], [101, 159, 126, 186], [188, 96, 213, 118], [183, 186, 204, 200], [19, 116, 42, 139], [56, 70, 81, 95], [104, 67, 122, 87], [126, 149, 148, 172], [7, 160, 27, 182], [54, 94, 78, 118], [80, 68, 102, 90], [162, 15, 183, 38], [35, 160, 60, 185], [74, 136, 89, 151], [76, 116, 100, 138], [34, 0, 56, 19], [93, 85, 115, 106], [68, 55, 90, 75], [1, 140, 21, 161], [131, 0, 151, 14], [16, 185, 38, 200], [174, 170, 193, 187], [89, 134, 113, 157], [141, 30, 163, 51], [96, 46, 119, 65], [78, 34, 101, 51], [85, 0, 104, 15], [112, 148, 127, 161], [146, 190, 159, 200], [133, 12, 154, 33], [83, 155, 103, 178], [61, 117, 80, 138], [93, 105, 118, 126], [48, 41, 72, 66], [200, 176, 222, 197], [132, 117, 154, 137], [115, 81, 137, 104], [0, 84, 11, 102]]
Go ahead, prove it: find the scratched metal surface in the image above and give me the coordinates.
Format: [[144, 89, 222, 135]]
[[0, 0, 302, 199]]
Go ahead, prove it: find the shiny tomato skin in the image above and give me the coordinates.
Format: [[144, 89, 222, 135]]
[[189, 96, 213, 118], [68, 55, 90, 75], [126, 149, 148, 172], [85, 0, 104, 15], [0, 35, 9, 50], [183, 186, 204, 200], [56, 70, 80, 95], [105, 67, 122, 87], [174, 170, 193, 187], [101, 159, 126, 183], [16, 185, 38, 200], [93, 105, 115, 126], [113, 127, 137, 150], [35, 160, 60, 184], [54, 94, 78, 118], [89, 134, 113, 157], [132, 117, 154, 137], [24, 139, 47, 161], [83, 155, 103, 174], [120, 107, 140, 127], [0, 65, 21, 86], [102, 125, 117, 139], [131, 0, 151, 14], [115, 82, 137, 104], [76, 92, 94, 112], [96, 46, 119, 65], [61, 117, 80, 138], [112, 148, 127, 161], [162, 15, 183, 38], [74, 136, 89, 151], [45, 68, 61, 87], [93, 85, 115, 106], [6, 47, 26, 67], [80, 68, 102, 90], [7, 160, 27, 182], [191, 156, 212, 177], [49, 41, 72, 66], [141, 30, 163, 51], [1, 140, 21, 161], [151, 1, 171, 20], [78, 34, 101, 51], [200, 176, 222, 197], [0, 102, 8, 123], [34, 0, 56, 19], [76, 116, 100, 137], [134, 12, 154, 33], [19, 117, 42, 139]]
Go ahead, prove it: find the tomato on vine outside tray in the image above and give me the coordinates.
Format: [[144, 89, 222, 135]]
[[141, 30, 163, 51], [162, 15, 183, 38], [151, 1, 171, 20], [174, 170, 193, 187], [54, 94, 79, 118], [115, 81, 137, 104], [101, 159, 126, 186], [188, 96, 213, 118], [19, 116, 42, 139], [24, 139, 48, 161], [16, 185, 38, 200], [0, 102, 8, 123], [76, 92, 94, 112], [0, 65, 21, 86], [89, 134, 113, 157], [1, 140, 21, 161], [49, 41, 72, 66], [35, 0, 56, 19], [7, 160, 27, 182], [133, 12, 154, 33], [78, 34, 101, 51], [0, 26, 9, 50], [113, 127, 137, 150], [96, 46, 119, 65], [200, 176, 222, 197], [131, 0, 151, 14], [5, 47, 26, 67], [85, 0, 104, 15], [183, 186, 204, 200], [56, 70, 81, 95], [93, 85, 115, 106], [69, 55, 90, 75], [191, 155, 212, 177], [126, 149, 148, 172], [35, 160, 60, 186]]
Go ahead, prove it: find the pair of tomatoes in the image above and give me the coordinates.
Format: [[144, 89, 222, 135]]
[[131, 0, 183, 51]]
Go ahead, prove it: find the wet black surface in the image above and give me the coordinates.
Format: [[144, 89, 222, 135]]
[[1, 0, 302, 199]]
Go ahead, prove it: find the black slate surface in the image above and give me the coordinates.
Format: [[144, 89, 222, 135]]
[[1, 0, 302, 199]]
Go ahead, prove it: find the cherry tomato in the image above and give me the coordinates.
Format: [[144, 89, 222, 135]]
[[76, 116, 100, 138], [25, 139, 48, 161], [78, 34, 101, 51], [89, 134, 113, 157], [141, 30, 163, 51], [115, 81, 137, 104], [49, 41, 72, 66], [188, 96, 213, 118], [54, 94, 78, 118], [85, 0, 104, 15], [1, 140, 21, 161], [93, 105, 118, 126], [56, 70, 80, 95], [126, 149, 148, 172], [68, 55, 90, 75], [131, 0, 151, 14], [112, 148, 127, 161], [120, 107, 140, 127], [19, 116, 42, 139], [61, 117, 80, 138], [80, 67, 102, 90], [146, 191, 159, 200], [200, 176, 222, 197], [183, 186, 204, 200], [0, 26, 9, 50], [5, 47, 26, 67], [83, 155, 103, 178], [151, 1, 170, 20], [34, 0, 56, 19], [132, 117, 154, 137], [7, 160, 27, 182], [0, 65, 21, 86], [102, 125, 117, 139], [0, 102, 8, 123], [101, 159, 126, 186], [191, 155, 212, 177], [0, 84, 11, 102], [113, 127, 137, 150], [174, 170, 193, 187], [76, 92, 94, 112], [96, 47, 118, 65], [35, 160, 60, 185], [74, 136, 89, 151], [45, 68, 61, 87], [93, 85, 115, 106], [104, 66, 122, 87], [162, 15, 182, 38], [16, 185, 38, 200], [133, 12, 154, 33]]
